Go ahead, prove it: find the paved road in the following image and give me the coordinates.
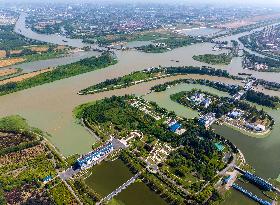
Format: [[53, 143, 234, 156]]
[[59, 167, 80, 180], [218, 154, 237, 176]]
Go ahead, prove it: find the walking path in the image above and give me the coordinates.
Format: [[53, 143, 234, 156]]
[[81, 118, 100, 141], [61, 179, 83, 205], [97, 172, 141, 204]]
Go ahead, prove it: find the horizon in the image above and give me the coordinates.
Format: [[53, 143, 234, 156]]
[[1, 0, 280, 6]]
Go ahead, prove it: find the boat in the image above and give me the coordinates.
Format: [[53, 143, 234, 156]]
[[238, 73, 252, 76]]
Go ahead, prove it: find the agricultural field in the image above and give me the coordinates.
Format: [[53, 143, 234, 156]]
[[0, 58, 26, 68], [0, 115, 76, 205], [0, 68, 19, 78], [0, 68, 53, 85]]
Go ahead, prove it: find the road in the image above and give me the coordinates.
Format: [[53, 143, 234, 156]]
[[218, 154, 237, 176]]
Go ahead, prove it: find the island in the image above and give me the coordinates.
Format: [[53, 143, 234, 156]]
[[170, 89, 273, 134], [192, 53, 232, 65], [78, 66, 280, 109], [136, 36, 204, 53]]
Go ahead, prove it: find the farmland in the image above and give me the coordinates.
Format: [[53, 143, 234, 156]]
[[0, 115, 77, 204]]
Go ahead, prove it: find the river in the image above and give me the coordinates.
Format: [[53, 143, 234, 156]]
[[0, 13, 100, 73], [6, 50, 100, 73], [1, 12, 280, 205], [14, 13, 89, 48]]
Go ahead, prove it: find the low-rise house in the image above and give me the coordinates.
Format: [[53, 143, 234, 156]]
[[246, 123, 266, 132], [199, 113, 216, 127], [202, 98, 212, 108], [228, 110, 243, 119], [232, 91, 245, 101], [190, 92, 205, 104]]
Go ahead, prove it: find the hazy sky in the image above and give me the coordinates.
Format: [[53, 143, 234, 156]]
[[2, 0, 280, 6]]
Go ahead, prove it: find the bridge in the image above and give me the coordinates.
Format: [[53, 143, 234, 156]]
[[232, 183, 272, 205], [234, 166, 278, 192], [97, 172, 141, 204]]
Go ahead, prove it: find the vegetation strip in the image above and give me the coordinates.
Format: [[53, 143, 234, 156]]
[[79, 66, 280, 109], [0, 52, 117, 96], [79, 66, 237, 95]]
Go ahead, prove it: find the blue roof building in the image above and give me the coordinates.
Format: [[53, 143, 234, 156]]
[[214, 142, 225, 151], [169, 122, 181, 132], [42, 176, 52, 183], [75, 142, 114, 169], [223, 175, 232, 184]]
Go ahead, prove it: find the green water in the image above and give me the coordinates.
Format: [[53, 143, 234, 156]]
[[85, 159, 167, 205], [115, 182, 168, 205], [143, 83, 230, 119], [85, 159, 134, 196], [144, 83, 280, 205]]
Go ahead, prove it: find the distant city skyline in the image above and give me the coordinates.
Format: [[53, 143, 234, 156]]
[[1, 0, 280, 5]]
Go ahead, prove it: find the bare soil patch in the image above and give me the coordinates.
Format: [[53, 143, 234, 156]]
[[216, 13, 280, 29], [10, 50, 23, 55], [0, 68, 18, 77], [0, 144, 45, 167], [0, 50, 6, 58], [0, 132, 31, 150], [30, 46, 49, 52], [0, 58, 26, 68], [0, 68, 53, 85]]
